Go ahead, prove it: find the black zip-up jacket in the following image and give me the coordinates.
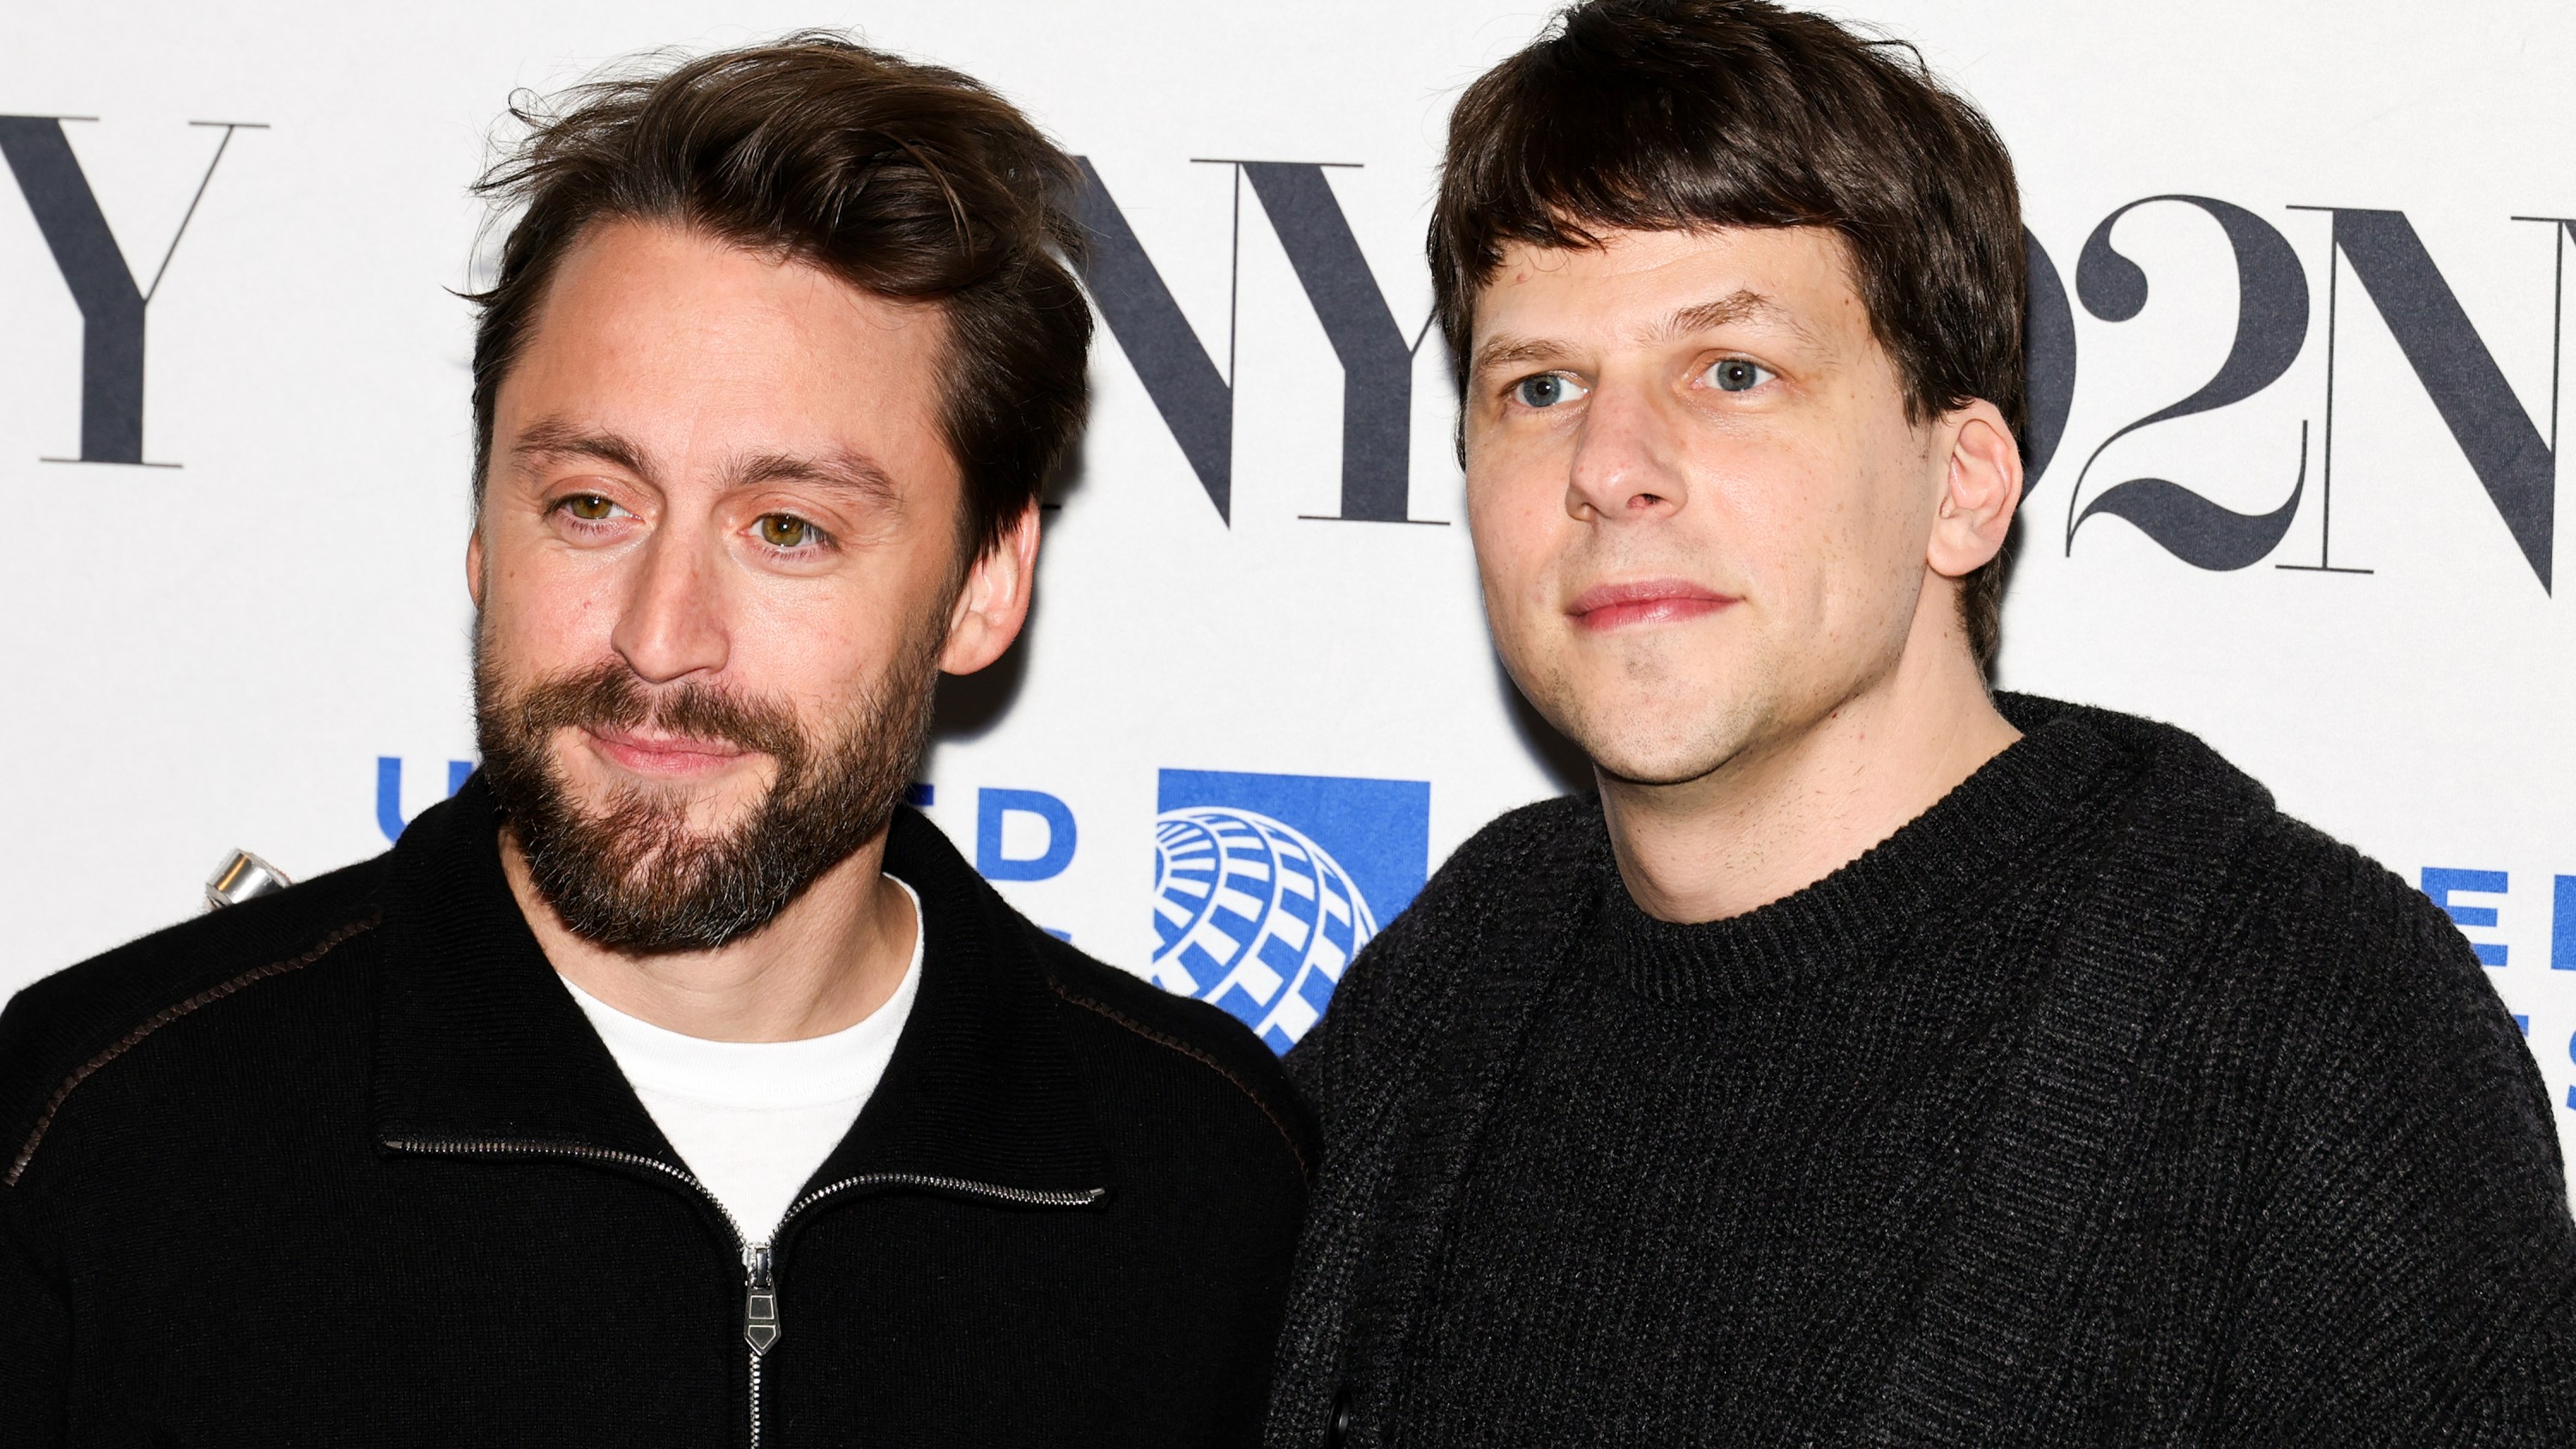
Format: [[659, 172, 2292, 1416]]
[[0, 776, 1315, 1447]]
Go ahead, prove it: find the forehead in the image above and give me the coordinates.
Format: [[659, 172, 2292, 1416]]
[[1474, 224, 1868, 345], [499, 218, 948, 460]]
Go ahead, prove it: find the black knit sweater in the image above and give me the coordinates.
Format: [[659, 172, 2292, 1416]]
[[1266, 695, 2576, 1447]]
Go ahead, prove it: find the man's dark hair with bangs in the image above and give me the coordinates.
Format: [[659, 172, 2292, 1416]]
[[1273, 11, 2576, 1440], [469, 33, 1091, 564], [1430, 0, 2026, 667]]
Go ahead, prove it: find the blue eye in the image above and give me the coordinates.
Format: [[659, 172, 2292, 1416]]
[[1512, 373, 1583, 409], [1707, 358, 1774, 393]]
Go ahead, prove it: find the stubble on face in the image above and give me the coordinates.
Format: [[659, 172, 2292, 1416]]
[[471, 606, 946, 955], [1465, 226, 1935, 797], [1494, 543, 1783, 790]]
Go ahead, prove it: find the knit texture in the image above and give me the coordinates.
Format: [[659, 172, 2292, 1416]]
[[1266, 694, 2576, 1447]]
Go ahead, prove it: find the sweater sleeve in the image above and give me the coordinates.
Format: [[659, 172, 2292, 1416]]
[[2209, 859, 2576, 1446], [1282, 874, 1421, 1138], [1283, 807, 1492, 1133], [2428, 1280, 2576, 1446], [1281, 797, 1592, 1139]]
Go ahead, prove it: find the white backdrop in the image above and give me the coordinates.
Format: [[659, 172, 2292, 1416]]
[[5, 2, 2574, 1178]]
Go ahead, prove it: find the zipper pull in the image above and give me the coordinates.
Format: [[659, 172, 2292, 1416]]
[[743, 1243, 780, 1355]]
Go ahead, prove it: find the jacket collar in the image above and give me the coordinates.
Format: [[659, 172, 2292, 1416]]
[[369, 774, 1111, 1200]]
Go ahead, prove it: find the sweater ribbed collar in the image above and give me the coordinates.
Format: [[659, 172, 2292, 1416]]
[[1595, 694, 2135, 1006]]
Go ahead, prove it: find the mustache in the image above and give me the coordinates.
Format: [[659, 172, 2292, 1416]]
[[509, 662, 807, 765], [471, 624, 945, 953]]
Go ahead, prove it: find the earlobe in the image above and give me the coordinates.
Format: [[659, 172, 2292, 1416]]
[[938, 504, 1042, 675], [1926, 404, 2024, 580]]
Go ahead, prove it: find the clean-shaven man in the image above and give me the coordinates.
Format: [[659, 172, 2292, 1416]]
[[0, 38, 1309, 1447], [1267, 3, 2576, 1445]]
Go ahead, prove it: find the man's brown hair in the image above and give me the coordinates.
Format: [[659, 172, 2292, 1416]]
[[470, 34, 1090, 562], [1432, 0, 2026, 667]]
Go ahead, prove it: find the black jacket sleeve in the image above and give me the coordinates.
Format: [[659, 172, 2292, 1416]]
[[0, 1183, 69, 1448]]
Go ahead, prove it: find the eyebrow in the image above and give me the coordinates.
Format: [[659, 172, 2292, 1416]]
[[1656, 289, 1814, 344], [510, 417, 656, 484], [1469, 335, 1570, 382], [1470, 288, 1820, 385], [508, 418, 901, 509], [729, 447, 901, 509]]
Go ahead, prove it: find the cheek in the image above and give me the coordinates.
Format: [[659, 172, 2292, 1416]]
[[1722, 430, 1905, 612], [1844, 434, 1941, 597], [1685, 447, 1822, 612], [735, 585, 869, 689], [480, 546, 618, 668], [1467, 508, 1558, 653], [1467, 454, 1571, 582], [728, 559, 943, 717], [1800, 484, 1934, 649]]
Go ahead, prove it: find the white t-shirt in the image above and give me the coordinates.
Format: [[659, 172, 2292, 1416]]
[[562, 879, 925, 1243]]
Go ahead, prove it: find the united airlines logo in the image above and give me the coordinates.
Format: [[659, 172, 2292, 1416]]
[[1150, 769, 1428, 1052]]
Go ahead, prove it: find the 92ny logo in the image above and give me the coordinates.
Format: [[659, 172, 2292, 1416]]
[[2028, 199, 2559, 585], [1077, 164, 2576, 590], [3, 113, 2564, 591], [0, 114, 261, 466]]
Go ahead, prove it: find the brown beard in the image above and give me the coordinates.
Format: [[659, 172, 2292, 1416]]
[[471, 622, 943, 955]]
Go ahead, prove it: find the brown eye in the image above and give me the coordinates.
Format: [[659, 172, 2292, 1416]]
[[757, 514, 815, 549], [562, 494, 616, 521]]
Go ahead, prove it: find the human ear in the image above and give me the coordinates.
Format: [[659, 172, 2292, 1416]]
[[1927, 401, 2023, 579], [939, 503, 1041, 675], [466, 525, 487, 610]]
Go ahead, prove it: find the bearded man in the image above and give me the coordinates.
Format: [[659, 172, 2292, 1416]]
[[0, 38, 1309, 1448]]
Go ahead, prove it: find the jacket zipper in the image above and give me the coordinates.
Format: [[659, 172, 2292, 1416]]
[[382, 1136, 1103, 1446]]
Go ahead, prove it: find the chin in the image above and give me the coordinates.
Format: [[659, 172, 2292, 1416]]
[[1586, 741, 1737, 789], [1564, 715, 1741, 788], [1561, 685, 1771, 790]]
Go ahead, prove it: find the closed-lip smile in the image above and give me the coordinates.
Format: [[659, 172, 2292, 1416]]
[[1567, 578, 1740, 631], [584, 725, 752, 778]]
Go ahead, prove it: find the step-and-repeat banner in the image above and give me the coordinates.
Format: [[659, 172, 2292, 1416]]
[[6, 2, 2575, 1186]]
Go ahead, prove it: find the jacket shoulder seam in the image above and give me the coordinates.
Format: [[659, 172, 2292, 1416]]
[[1046, 979, 1310, 1183], [7, 910, 382, 1188]]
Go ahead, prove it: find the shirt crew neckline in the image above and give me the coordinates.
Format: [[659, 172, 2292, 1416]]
[[560, 876, 927, 1111], [1598, 706, 2135, 1007]]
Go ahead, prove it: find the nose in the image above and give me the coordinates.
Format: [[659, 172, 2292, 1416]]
[[1564, 380, 1688, 524], [607, 521, 732, 685]]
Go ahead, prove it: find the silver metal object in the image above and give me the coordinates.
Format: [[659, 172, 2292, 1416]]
[[205, 849, 291, 910]]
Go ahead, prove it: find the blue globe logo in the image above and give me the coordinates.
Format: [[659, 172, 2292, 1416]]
[[1151, 807, 1379, 1050]]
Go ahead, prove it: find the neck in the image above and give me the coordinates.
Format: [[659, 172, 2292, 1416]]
[[502, 830, 917, 1043], [1600, 610, 2018, 924]]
